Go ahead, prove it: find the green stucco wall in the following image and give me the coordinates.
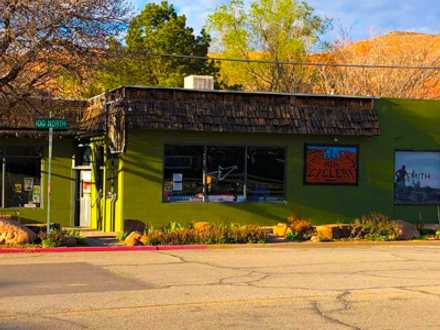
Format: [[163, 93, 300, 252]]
[[0, 138, 75, 227], [120, 98, 440, 228]]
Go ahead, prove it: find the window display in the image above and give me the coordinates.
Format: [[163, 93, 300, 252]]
[[247, 147, 286, 201], [206, 146, 245, 203], [163, 145, 286, 203], [163, 145, 204, 202], [0, 147, 42, 208]]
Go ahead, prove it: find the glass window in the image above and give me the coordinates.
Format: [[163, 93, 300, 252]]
[[247, 147, 286, 201], [0, 146, 42, 209], [206, 146, 245, 203], [163, 145, 287, 203], [75, 146, 92, 167], [4, 157, 41, 208], [163, 145, 204, 202]]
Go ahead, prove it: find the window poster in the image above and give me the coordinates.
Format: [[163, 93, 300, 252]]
[[32, 185, 41, 204], [172, 173, 183, 192], [15, 183, 23, 193], [394, 151, 440, 204], [305, 145, 359, 185], [24, 177, 34, 192]]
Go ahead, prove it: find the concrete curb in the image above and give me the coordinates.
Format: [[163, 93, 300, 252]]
[[0, 244, 209, 254]]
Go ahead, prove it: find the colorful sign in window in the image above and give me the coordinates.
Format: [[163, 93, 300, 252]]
[[304, 144, 359, 185], [394, 151, 440, 204]]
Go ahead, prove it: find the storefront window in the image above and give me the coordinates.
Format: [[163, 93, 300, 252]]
[[163, 145, 286, 203], [0, 147, 42, 208], [247, 147, 286, 201], [163, 145, 204, 202], [206, 146, 245, 203]]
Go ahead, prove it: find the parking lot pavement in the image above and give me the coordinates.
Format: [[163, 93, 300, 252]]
[[1, 243, 440, 329]]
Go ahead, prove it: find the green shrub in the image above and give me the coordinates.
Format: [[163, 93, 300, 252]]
[[286, 231, 301, 241], [287, 214, 314, 241], [436, 229, 440, 239], [351, 213, 400, 241], [38, 229, 80, 247], [116, 232, 129, 241]]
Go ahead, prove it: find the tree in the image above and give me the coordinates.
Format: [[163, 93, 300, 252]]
[[207, 0, 330, 93], [97, 1, 219, 90], [0, 0, 129, 103]]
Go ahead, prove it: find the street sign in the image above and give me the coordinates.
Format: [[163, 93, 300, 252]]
[[34, 118, 68, 130], [34, 116, 68, 234]]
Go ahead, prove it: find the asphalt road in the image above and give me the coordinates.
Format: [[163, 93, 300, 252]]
[[1, 243, 440, 329]]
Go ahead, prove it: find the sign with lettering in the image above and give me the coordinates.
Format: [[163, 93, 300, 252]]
[[394, 151, 440, 204], [304, 145, 359, 185], [34, 118, 68, 130]]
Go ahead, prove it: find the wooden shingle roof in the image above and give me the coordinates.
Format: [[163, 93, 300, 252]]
[[1, 86, 380, 138], [82, 87, 379, 137]]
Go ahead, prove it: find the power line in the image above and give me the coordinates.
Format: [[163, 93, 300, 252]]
[[121, 51, 440, 71]]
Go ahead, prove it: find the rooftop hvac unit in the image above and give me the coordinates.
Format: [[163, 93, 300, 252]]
[[184, 75, 214, 91]]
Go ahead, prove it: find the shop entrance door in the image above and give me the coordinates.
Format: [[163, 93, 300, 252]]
[[79, 170, 92, 227]]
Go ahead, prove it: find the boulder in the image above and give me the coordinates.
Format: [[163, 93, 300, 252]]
[[315, 224, 352, 241], [273, 223, 288, 237], [124, 220, 146, 234], [124, 231, 143, 246], [394, 220, 420, 240], [0, 219, 36, 245], [139, 233, 151, 246]]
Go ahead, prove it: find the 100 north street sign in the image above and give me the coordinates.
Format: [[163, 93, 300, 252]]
[[34, 118, 68, 130]]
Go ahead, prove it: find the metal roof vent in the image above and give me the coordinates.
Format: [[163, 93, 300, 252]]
[[184, 75, 214, 91]]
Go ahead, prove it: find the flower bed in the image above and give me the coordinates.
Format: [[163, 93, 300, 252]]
[[122, 222, 270, 246]]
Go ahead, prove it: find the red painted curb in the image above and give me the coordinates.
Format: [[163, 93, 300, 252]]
[[0, 244, 208, 254], [156, 245, 208, 251]]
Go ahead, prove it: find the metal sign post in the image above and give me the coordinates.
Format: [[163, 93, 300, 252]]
[[47, 114, 53, 235], [34, 116, 68, 234]]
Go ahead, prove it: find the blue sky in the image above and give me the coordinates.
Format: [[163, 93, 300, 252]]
[[132, 0, 440, 42]]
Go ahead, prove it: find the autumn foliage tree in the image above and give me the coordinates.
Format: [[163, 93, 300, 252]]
[[0, 0, 129, 103], [312, 32, 440, 99]]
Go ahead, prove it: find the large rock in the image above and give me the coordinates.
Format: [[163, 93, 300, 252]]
[[273, 223, 288, 237], [394, 220, 420, 240], [0, 218, 36, 245], [316, 224, 352, 241], [124, 220, 146, 234], [124, 231, 143, 246]]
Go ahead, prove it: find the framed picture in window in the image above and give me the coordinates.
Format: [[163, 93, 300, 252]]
[[304, 144, 359, 185], [394, 150, 440, 204]]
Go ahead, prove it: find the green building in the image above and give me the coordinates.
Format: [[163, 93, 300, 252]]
[[1, 85, 440, 232]]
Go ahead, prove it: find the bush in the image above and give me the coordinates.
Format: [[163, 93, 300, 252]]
[[116, 231, 129, 241], [436, 229, 440, 239], [287, 214, 314, 241], [351, 213, 400, 241], [138, 223, 269, 246], [38, 229, 81, 247]]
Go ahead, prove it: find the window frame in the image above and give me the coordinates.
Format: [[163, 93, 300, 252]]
[[162, 144, 288, 204]]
